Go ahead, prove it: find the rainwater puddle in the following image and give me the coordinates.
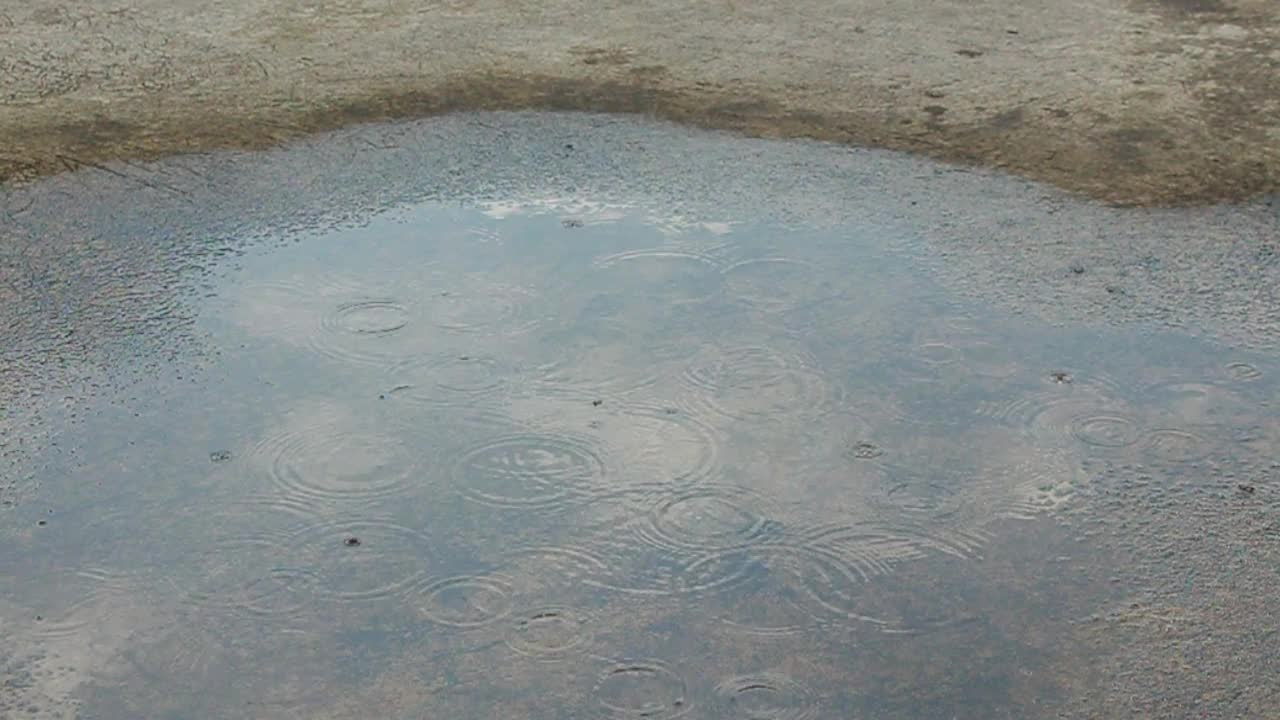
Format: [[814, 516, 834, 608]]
[[2, 113, 1278, 718]]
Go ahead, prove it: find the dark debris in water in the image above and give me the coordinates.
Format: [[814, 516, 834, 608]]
[[849, 441, 884, 460]]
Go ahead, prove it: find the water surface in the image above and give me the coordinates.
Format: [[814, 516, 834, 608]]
[[2, 113, 1278, 718]]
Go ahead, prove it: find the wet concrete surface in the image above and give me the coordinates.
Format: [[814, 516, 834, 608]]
[[1, 0, 1279, 205], [2, 114, 1280, 718]]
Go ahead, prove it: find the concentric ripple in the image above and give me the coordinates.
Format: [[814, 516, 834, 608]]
[[1069, 414, 1142, 449], [713, 582, 818, 638], [285, 519, 433, 602], [605, 404, 723, 487], [234, 279, 423, 367], [723, 257, 828, 314], [501, 544, 613, 586], [169, 535, 317, 618], [1224, 362, 1263, 382], [250, 420, 420, 505], [912, 341, 962, 367], [426, 282, 538, 334], [321, 299, 409, 336], [451, 432, 608, 510], [679, 345, 836, 424], [1007, 390, 1144, 456], [859, 433, 1080, 555], [779, 544, 914, 628], [878, 476, 967, 517], [975, 372, 1130, 434], [578, 532, 752, 597], [1143, 380, 1260, 427], [903, 317, 1024, 381], [799, 525, 930, 581], [596, 661, 691, 719], [310, 297, 417, 366], [1141, 427, 1213, 464], [714, 673, 815, 720], [634, 484, 779, 553], [386, 353, 515, 408], [529, 342, 671, 400], [505, 606, 594, 659], [593, 249, 723, 304], [417, 574, 514, 628], [682, 522, 927, 610], [12, 567, 139, 642], [231, 279, 323, 343], [678, 541, 902, 629]]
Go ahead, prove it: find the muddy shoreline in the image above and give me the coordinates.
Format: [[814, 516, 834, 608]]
[[2, 0, 1278, 206]]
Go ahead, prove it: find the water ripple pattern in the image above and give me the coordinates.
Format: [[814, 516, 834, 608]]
[[595, 403, 723, 488], [285, 518, 433, 602], [426, 279, 539, 335], [165, 532, 317, 619], [451, 432, 609, 510], [322, 299, 410, 337], [633, 484, 780, 553], [506, 606, 595, 660], [417, 574, 515, 628], [385, 352, 517, 408], [678, 539, 908, 629], [1224, 361, 1263, 382], [529, 343, 671, 400], [235, 278, 422, 368], [12, 112, 1280, 720], [595, 660, 691, 719], [249, 413, 422, 505], [714, 673, 815, 720], [722, 257, 832, 315], [861, 429, 1081, 555], [593, 249, 724, 305], [678, 345, 838, 425], [8, 567, 140, 643]]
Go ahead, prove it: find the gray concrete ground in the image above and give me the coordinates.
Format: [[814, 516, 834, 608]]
[[1, 0, 1278, 206]]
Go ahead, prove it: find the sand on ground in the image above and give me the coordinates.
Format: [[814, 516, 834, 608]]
[[1, 0, 1278, 206]]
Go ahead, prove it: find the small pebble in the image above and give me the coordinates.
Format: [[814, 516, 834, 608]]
[[344, 537, 361, 547], [1237, 484, 1256, 494], [1050, 371, 1073, 384], [592, 399, 603, 407]]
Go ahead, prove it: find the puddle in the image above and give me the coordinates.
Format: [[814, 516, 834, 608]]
[[2, 113, 1278, 718]]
